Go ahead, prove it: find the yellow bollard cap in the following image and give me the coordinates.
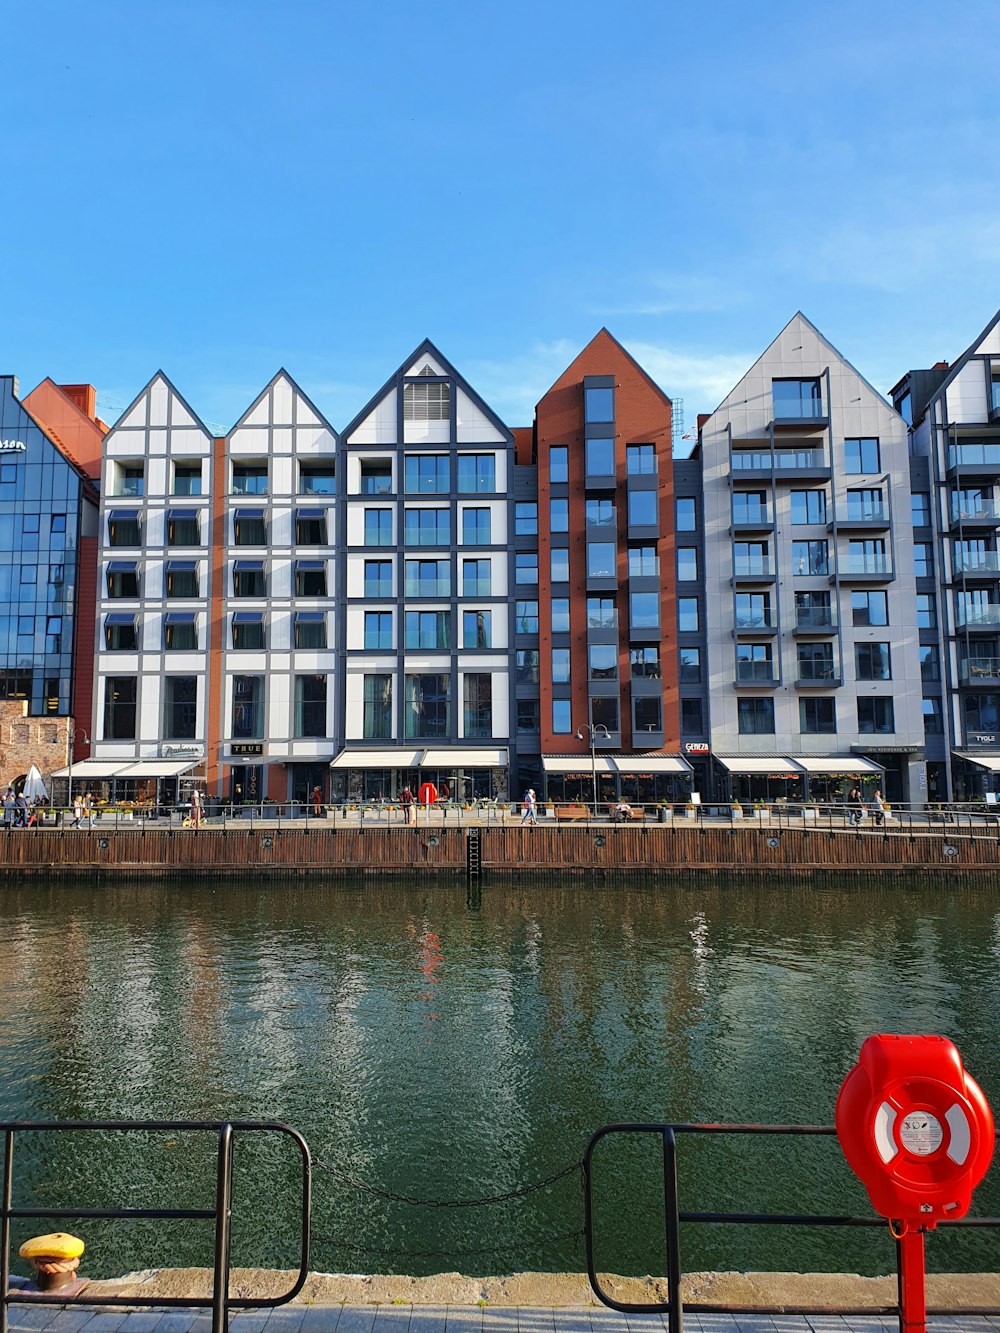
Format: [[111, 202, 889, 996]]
[[19, 1233, 85, 1261]]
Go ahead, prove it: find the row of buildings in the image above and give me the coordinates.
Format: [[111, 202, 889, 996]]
[[4, 308, 1000, 810]]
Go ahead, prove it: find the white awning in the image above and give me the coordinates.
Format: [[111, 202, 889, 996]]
[[714, 756, 800, 775], [51, 760, 127, 779], [954, 750, 1000, 773], [542, 755, 617, 775], [793, 756, 884, 776], [330, 749, 425, 769], [611, 756, 692, 775], [421, 748, 508, 767], [116, 760, 199, 778]]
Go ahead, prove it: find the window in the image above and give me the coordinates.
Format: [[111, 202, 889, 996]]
[[364, 560, 393, 598], [232, 463, 267, 495], [911, 492, 931, 526], [914, 543, 933, 577], [516, 600, 539, 634], [678, 647, 699, 682], [404, 610, 450, 650], [462, 507, 491, 545], [627, 444, 656, 476], [855, 642, 891, 681], [405, 507, 450, 546], [516, 649, 539, 683], [585, 437, 615, 476], [404, 673, 451, 737], [364, 509, 393, 546], [294, 560, 326, 597], [858, 697, 895, 734], [923, 697, 944, 735], [552, 699, 572, 734], [457, 454, 496, 493], [845, 437, 880, 473], [515, 502, 537, 535], [296, 510, 327, 545], [550, 547, 570, 582], [515, 552, 538, 583], [952, 488, 994, 522], [738, 697, 775, 734], [108, 509, 141, 547], [586, 597, 614, 630], [165, 561, 198, 598], [168, 509, 200, 546], [115, 465, 144, 497], [365, 611, 394, 650], [585, 386, 614, 422], [585, 499, 614, 528], [233, 509, 266, 546], [299, 462, 336, 495], [737, 642, 773, 682], [232, 675, 264, 739], [104, 614, 137, 651], [591, 697, 619, 732], [589, 644, 617, 680], [773, 378, 822, 418], [735, 592, 771, 630], [463, 673, 492, 738], [45, 615, 61, 654], [630, 591, 659, 629], [629, 645, 661, 680], [164, 676, 197, 740], [550, 498, 569, 532], [897, 392, 912, 425], [363, 674, 392, 739], [851, 590, 888, 627], [404, 455, 449, 494], [107, 562, 139, 598], [676, 497, 697, 532], [552, 598, 571, 632], [232, 612, 265, 650], [233, 561, 265, 597], [965, 693, 1000, 732], [846, 488, 885, 522], [681, 698, 703, 733], [796, 641, 835, 681], [294, 675, 327, 738], [172, 464, 202, 496], [462, 559, 489, 596], [800, 697, 836, 734], [628, 491, 657, 526], [734, 541, 770, 576], [50, 513, 66, 537], [103, 676, 137, 739], [847, 538, 888, 574], [517, 699, 540, 733], [463, 609, 491, 648], [359, 461, 392, 495], [678, 597, 699, 632], [551, 648, 570, 683], [404, 379, 450, 421], [634, 696, 662, 734], [733, 491, 769, 525], [408, 559, 453, 597], [163, 614, 197, 651], [920, 645, 940, 682], [629, 544, 658, 577], [549, 446, 568, 483], [917, 593, 936, 628], [791, 490, 826, 524], [792, 540, 829, 575], [587, 542, 615, 577], [294, 612, 326, 649]]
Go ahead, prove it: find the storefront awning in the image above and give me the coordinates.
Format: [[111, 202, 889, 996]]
[[954, 750, 1000, 773], [421, 748, 508, 767], [542, 755, 617, 775], [793, 756, 884, 776], [330, 749, 424, 769], [51, 760, 126, 779], [611, 756, 691, 774], [714, 756, 799, 775], [116, 760, 199, 778]]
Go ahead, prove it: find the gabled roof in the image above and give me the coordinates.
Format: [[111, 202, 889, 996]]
[[922, 307, 1000, 405], [107, 370, 211, 436], [341, 338, 513, 442], [228, 367, 337, 435], [536, 327, 673, 408]]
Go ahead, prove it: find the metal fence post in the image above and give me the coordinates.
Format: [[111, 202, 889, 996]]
[[661, 1127, 684, 1333], [1, 1129, 13, 1333], [212, 1123, 234, 1333]]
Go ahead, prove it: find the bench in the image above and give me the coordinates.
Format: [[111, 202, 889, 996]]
[[608, 804, 646, 823], [554, 804, 590, 821]]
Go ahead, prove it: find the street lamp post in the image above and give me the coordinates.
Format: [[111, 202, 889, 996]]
[[64, 722, 90, 811], [575, 723, 611, 819]]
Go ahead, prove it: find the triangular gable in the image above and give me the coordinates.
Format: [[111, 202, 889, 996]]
[[536, 327, 673, 409], [228, 369, 336, 436], [929, 308, 1000, 403], [0, 376, 94, 490], [107, 371, 211, 440]]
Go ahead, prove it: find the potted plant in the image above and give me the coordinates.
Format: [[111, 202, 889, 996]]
[[684, 800, 697, 819], [731, 801, 744, 820], [802, 801, 819, 822]]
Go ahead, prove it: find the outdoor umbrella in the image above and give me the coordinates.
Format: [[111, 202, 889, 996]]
[[22, 765, 47, 802]]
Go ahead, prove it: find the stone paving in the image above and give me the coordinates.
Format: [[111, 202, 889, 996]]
[[5, 1305, 1000, 1333]]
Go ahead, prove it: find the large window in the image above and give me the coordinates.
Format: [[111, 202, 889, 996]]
[[405, 507, 450, 546], [911, 492, 931, 526], [734, 592, 770, 630], [299, 462, 336, 495], [515, 552, 538, 583], [404, 455, 449, 494], [589, 644, 617, 681], [364, 560, 392, 598], [630, 591, 659, 629], [457, 455, 496, 493], [628, 491, 657, 526], [634, 696, 662, 734], [923, 697, 944, 734], [792, 540, 828, 575], [517, 699, 540, 734], [463, 609, 491, 648], [914, 543, 933, 577], [550, 547, 570, 582], [296, 510, 327, 545], [165, 561, 198, 598], [678, 647, 699, 682], [681, 698, 703, 733], [629, 544, 658, 577], [587, 543, 616, 578], [586, 437, 615, 476], [773, 378, 822, 418], [163, 614, 197, 651], [733, 490, 768, 525], [363, 674, 392, 738], [516, 649, 539, 684], [734, 541, 770, 577], [791, 490, 827, 524], [678, 597, 699, 632], [552, 598, 571, 632], [114, 464, 144, 497], [797, 641, 835, 682], [591, 697, 619, 732], [104, 614, 137, 651], [737, 642, 773, 683], [233, 561, 265, 597], [550, 498, 569, 532], [676, 497, 697, 531], [585, 386, 614, 422], [403, 379, 450, 421], [406, 559, 450, 597], [364, 509, 393, 546], [295, 560, 327, 597], [405, 610, 450, 650], [800, 697, 836, 734], [172, 464, 202, 496], [515, 600, 538, 634], [463, 673, 492, 738], [364, 611, 393, 650], [552, 699, 572, 734], [359, 461, 392, 495], [965, 693, 1000, 733], [856, 642, 891, 681], [233, 509, 266, 545], [858, 697, 895, 734], [586, 499, 615, 528], [551, 648, 570, 683], [232, 463, 268, 495], [232, 612, 265, 650], [515, 502, 537, 535], [232, 675, 264, 739], [549, 446, 568, 483], [851, 590, 888, 627], [845, 437, 880, 474], [462, 507, 491, 545], [294, 675, 327, 738], [164, 676, 197, 740], [104, 676, 137, 740], [626, 444, 656, 475], [917, 593, 937, 628], [294, 612, 326, 649], [462, 559, 490, 596], [738, 697, 775, 734], [846, 488, 886, 522], [107, 562, 139, 598], [168, 509, 200, 546], [108, 510, 141, 546], [404, 673, 451, 738]]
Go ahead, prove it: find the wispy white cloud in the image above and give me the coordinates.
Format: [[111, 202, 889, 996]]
[[622, 342, 755, 416], [591, 273, 744, 318], [466, 340, 581, 425]]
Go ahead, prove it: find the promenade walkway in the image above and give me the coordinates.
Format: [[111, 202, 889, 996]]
[[6, 1305, 1000, 1333]]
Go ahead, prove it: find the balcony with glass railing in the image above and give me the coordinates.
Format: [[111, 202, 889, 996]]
[[950, 499, 1000, 525], [404, 576, 451, 597], [953, 550, 1000, 575], [796, 659, 840, 684], [734, 612, 777, 632], [960, 657, 1000, 682], [842, 502, 889, 526], [957, 604, 1000, 628], [732, 449, 827, 474], [947, 442, 1000, 473], [736, 659, 778, 684], [794, 606, 837, 631], [733, 554, 775, 579]]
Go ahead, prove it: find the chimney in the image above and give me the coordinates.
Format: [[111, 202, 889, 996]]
[[59, 384, 98, 421]]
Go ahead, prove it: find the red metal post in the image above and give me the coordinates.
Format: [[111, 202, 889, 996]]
[[896, 1226, 927, 1333]]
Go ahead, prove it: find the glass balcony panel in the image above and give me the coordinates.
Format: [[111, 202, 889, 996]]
[[840, 555, 892, 575], [403, 577, 451, 597], [736, 660, 776, 682], [957, 605, 1000, 627], [961, 657, 1000, 681], [951, 500, 1000, 522], [845, 502, 888, 523], [954, 550, 1000, 573], [733, 555, 775, 577], [795, 607, 836, 629], [797, 660, 838, 682], [734, 613, 775, 631], [948, 443, 1000, 468]]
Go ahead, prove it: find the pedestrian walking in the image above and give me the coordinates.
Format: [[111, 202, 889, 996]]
[[311, 785, 324, 817], [70, 794, 83, 827], [13, 792, 28, 828], [82, 790, 94, 829], [520, 788, 538, 826], [847, 784, 864, 827], [2, 787, 14, 827], [190, 789, 203, 829], [870, 789, 886, 827]]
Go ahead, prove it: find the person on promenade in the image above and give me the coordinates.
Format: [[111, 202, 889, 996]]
[[400, 786, 415, 825], [847, 785, 864, 827], [520, 788, 537, 825], [870, 789, 886, 827], [311, 785, 323, 817], [190, 789, 203, 829], [2, 787, 14, 827], [13, 792, 28, 828], [70, 794, 83, 827], [82, 790, 94, 829]]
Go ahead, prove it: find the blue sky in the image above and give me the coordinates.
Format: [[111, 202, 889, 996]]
[[4, 0, 999, 437]]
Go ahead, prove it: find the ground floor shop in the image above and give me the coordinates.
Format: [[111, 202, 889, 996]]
[[328, 747, 509, 804], [51, 757, 202, 809], [540, 754, 692, 806], [713, 754, 888, 806]]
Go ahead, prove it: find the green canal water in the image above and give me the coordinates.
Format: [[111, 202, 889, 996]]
[[1, 877, 998, 1281]]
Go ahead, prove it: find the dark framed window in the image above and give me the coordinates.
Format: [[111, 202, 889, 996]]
[[232, 463, 268, 495], [588, 644, 617, 681], [107, 562, 139, 598], [172, 464, 202, 496], [858, 697, 895, 734], [406, 559, 450, 597], [516, 600, 538, 634], [913, 543, 933, 577], [549, 446, 568, 483], [551, 648, 570, 683], [359, 461, 392, 495], [920, 645, 940, 682], [116, 465, 144, 497], [628, 491, 657, 526], [168, 509, 200, 546], [634, 695, 662, 734], [550, 498, 569, 532], [364, 611, 393, 650], [404, 507, 450, 546], [552, 699, 571, 734], [295, 612, 326, 649], [165, 561, 198, 598], [404, 455, 449, 494], [738, 697, 775, 734], [457, 454, 496, 493], [585, 386, 614, 423], [791, 490, 827, 524], [631, 645, 661, 678], [911, 492, 931, 526], [733, 491, 768, 524], [552, 598, 571, 632], [364, 559, 393, 597], [517, 699, 540, 733], [462, 559, 489, 597], [585, 437, 615, 476], [104, 676, 137, 739], [108, 509, 141, 546], [516, 649, 539, 683], [462, 507, 491, 545], [164, 676, 197, 740], [677, 548, 698, 581], [844, 437, 880, 473], [363, 674, 392, 738], [792, 540, 828, 575], [296, 510, 328, 545], [233, 561, 265, 597], [626, 444, 656, 475], [678, 647, 699, 682], [295, 561, 326, 597], [586, 542, 615, 577], [550, 547, 569, 582], [772, 378, 823, 418], [964, 693, 1000, 733], [676, 497, 697, 531], [856, 642, 891, 681], [104, 614, 137, 651], [586, 498, 615, 528], [923, 697, 944, 734], [515, 502, 537, 535], [405, 610, 450, 650], [680, 698, 703, 733], [591, 697, 619, 732], [294, 675, 327, 738], [163, 614, 197, 651], [463, 609, 491, 648], [851, 590, 888, 627], [404, 673, 451, 738], [629, 544, 658, 577], [917, 593, 936, 628], [232, 613, 265, 650], [463, 673, 492, 738], [232, 675, 264, 739], [233, 509, 266, 545], [299, 462, 336, 495], [515, 552, 538, 583], [800, 697, 836, 734], [364, 509, 393, 546], [678, 597, 699, 632]]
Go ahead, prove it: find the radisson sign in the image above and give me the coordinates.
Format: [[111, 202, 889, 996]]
[[0, 440, 26, 452]]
